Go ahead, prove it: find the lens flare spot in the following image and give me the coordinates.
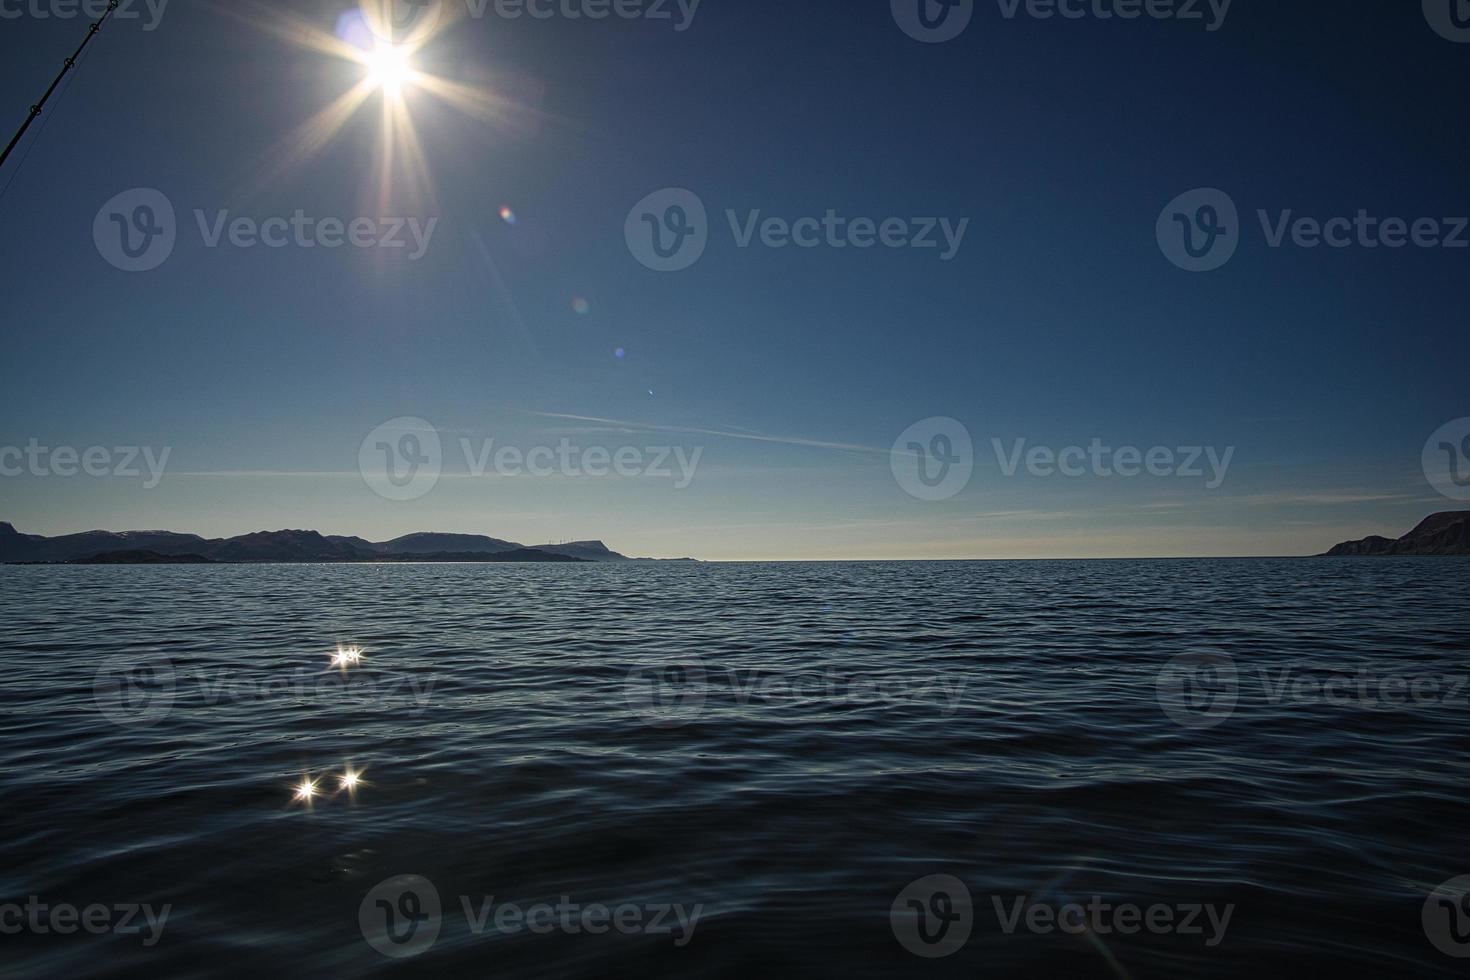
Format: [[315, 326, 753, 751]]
[[499, 206, 517, 225], [614, 347, 626, 359], [571, 297, 590, 315]]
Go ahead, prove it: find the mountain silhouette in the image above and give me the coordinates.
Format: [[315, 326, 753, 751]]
[[0, 522, 650, 564], [1323, 511, 1470, 556]]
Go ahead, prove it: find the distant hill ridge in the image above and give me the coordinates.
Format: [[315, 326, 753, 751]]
[[1323, 511, 1470, 556], [0, 522, 661, 564]]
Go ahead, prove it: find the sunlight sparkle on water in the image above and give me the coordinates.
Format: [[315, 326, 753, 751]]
[[331, 646, 363, 668], [294, 778, 317, 802]]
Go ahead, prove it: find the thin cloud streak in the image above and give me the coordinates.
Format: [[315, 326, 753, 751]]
[[524, 411, 892, 457]]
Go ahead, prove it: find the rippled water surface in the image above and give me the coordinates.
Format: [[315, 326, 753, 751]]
[[2, 559, 1469, 977]]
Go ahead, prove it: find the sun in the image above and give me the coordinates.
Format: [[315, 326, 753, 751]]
[[364, 42, 413, 96], [232, 4, 525, 208]]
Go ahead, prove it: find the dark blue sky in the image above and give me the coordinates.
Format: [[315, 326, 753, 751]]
[[0, 1, 1465, 558]]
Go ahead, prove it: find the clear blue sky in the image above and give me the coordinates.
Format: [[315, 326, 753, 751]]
[[0, 1, 1464, 558]]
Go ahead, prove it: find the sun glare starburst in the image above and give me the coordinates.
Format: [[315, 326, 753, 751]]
[[294, 777, 318, 802], [208, 2, 554, 301], [364, 42, 414, 96]]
